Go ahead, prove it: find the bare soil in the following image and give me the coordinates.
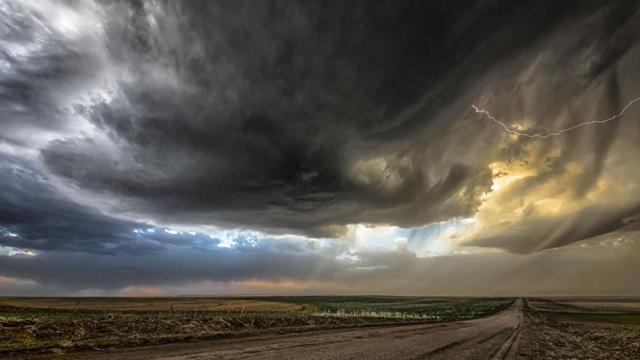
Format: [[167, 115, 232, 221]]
[[5, 297, 640, 359], [523, 299, 640, 359]]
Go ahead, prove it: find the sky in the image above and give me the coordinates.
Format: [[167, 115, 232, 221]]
[[1, 0, 639, 296]]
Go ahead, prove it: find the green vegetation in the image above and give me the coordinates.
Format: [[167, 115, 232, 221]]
[[0, 297, 513, 355], [263, 296, 514, 320]]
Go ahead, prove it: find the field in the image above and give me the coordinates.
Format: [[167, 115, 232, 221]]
[[3, 297, 640, 359], [528, 297, 640, 313], [520, 298, 640, 358], [0, 296, 513, 356], [269, 296, 512, 319], [0, 297, 307, 312]]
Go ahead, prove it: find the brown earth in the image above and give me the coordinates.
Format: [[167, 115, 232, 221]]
[[7, 298, 640, 359], [11, 300, 526, 359], [523, 299, 640, 359]]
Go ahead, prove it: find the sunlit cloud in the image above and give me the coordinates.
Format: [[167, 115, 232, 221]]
[[1, 0, 639, 296], [0, 246, 36, 257]]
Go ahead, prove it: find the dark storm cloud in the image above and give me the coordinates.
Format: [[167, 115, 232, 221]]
[[0, 156, 281, 256], [0, 155, 164, 254], [2, 230, 639, 296], [2, 0, 640, 265], [0, 0, 104, 141], [0, 241, 336, 291], [29, 0, 637, 238], [0, 153, 338, 291]]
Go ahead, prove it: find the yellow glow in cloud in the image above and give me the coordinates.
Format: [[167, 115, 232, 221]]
[[348, 155, 413, 190], [486, 161, 535, 194]]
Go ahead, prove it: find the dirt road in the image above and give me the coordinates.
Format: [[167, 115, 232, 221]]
[[61, 299, 527, 360]]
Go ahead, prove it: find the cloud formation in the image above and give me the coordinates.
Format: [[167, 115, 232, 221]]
[[1, 0, 640, 294]]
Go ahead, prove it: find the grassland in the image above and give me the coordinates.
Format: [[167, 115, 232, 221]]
[[0, 296, 513, 355]]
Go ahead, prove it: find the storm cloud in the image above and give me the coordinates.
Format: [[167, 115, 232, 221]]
[[1, 0, 640, 294]]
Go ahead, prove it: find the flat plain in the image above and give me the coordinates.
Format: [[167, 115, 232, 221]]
[[1, 296, 639, 359]]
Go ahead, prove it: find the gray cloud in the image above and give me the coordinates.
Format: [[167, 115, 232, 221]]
[[0, 244, 335, 291], [0, 155, 160, 254], [11, 0, 632, 240], [469, 204, 640, 254], [1, 0, 640, 294], [1, 230, 638, 296]]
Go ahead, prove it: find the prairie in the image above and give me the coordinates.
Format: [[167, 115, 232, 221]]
[[0, 296, 512, 355], [0, 297, 305, 312], [3, 297, 640, 359]]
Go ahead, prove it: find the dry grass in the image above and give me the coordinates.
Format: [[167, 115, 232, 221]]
[[0, 296, 513, 355], [0, 305, 419, 354], [0, 297, 305, 312]]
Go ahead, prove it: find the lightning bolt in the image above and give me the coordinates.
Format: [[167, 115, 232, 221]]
[[472, 96, 640, 139]]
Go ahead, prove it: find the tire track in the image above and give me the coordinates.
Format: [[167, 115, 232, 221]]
[[490, 302, 524, 360]]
